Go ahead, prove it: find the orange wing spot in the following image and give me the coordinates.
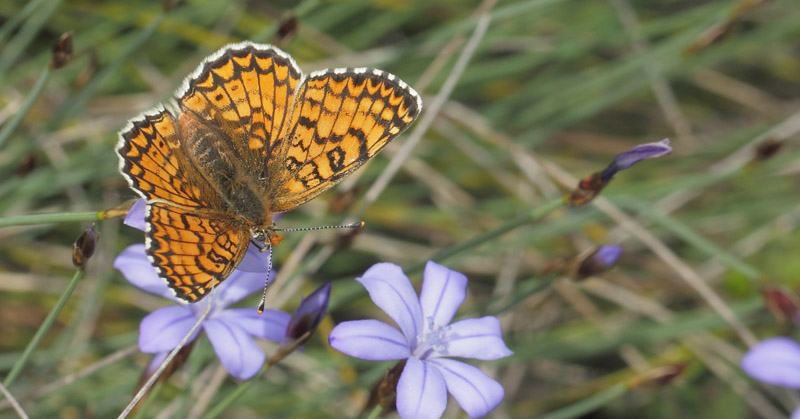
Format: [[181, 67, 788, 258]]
[[241, 70, 261, 109], [328, 79, 347, 95], [380, 107, 395, 121], [212, 59, 236, 80], [249, 137, 265, 149], [182, 93, 209, 115], [388, 92, 404, 107], [233, 52, 253, 69], [366, 78, 381, 95], [274, 64, 288, 82], [347, 78, 366, 97], [207, 86, 232, 109], [254, 56, 274, 72], [317, 111, 335, 137], [323, 93, 343, 114], [196, 73, 215, 89], [225, 79, 251, 118]]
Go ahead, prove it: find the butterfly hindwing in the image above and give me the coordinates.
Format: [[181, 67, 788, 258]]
[[145, 202, 250, 302], [269, 68, 422, 212]]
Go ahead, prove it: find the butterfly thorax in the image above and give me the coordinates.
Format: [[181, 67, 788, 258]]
[[179, 112, 272, 225]]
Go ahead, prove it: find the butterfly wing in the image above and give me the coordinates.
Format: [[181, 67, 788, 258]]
[[117, 107, 210, 208], [177, 42, 303, 176], [268, 68, 422, 212], [146, 202, 251, 302]]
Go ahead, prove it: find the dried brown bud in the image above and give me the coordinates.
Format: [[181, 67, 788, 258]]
[[753, 138, 783, 162], [276, 14, 299, 44], [762, 284, 800, 323], [365, 359, 406, 412], [50, 32, 73, 70], [72, 225, 99, 268], [567, 172, 608, 206], [632, 363, 688, 388]]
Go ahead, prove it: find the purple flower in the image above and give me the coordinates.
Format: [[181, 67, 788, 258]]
[[283, 282, 331, 347], [329, 262, 513, 419], [575, 245, 622, 279], [116, 199, 290, 379], [601, 138, 672, 181], [742, 337, 800, 418]]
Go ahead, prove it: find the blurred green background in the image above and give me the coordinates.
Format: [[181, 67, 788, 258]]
[[1, 0, 800, 417]]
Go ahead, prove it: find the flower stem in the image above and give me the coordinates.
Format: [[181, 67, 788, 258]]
[[118, 288, 214, 419], [407, 197, 565, 274], [537, 383, 627, 419], [200, 333, 309, 419], [364, 405, 383, 419], [0, 65, 51, 149], [0, 211, 102, 228], [2, 268, 84, 390]]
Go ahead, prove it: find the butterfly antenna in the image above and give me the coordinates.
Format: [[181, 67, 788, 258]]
[[274, 221, 365, 233], [257, 241, 274, 315]]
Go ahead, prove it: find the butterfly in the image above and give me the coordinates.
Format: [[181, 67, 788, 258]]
[[117, 42, 421, 304]]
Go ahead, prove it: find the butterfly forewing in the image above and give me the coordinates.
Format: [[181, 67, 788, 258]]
[[178, 44, 303, 173], [117, 109, 209, 208], [269, 68, 421, 212]]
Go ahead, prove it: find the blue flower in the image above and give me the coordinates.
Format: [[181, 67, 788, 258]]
[[601, 138, 672, 181], [742, 337, 800, 419], [115, 199, 290, 379], [329, 261, 513, 418]]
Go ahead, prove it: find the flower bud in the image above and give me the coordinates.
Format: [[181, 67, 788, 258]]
[[282, 282, 332, 347], [762, 284, 799, 324], [72, 225, 99, 268], [574, 245, 621, 280], [50, 32, 73, 70]]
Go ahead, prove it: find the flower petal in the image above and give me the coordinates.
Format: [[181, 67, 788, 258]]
[[793, 407, 800, 419], [213, 266, 274, 308], [217, 308, 290, 341], [285, 282, 331, 342], [428, 358, 504, 418], [601, 138, 671, 180], [420, 261, 467, 327], [439, 317, 513, 361], [235, 243, 270, 273], [329, 319, 410, 360], [146, 351, 169, 375], [123, 198, 147, 232], [397, 357, 447, 419], [114, 244, 175, 300], [138, 306, 198, 353], [742, 337, 800, 388], [203, 319, 265, 379], [357, 263, 422, 344]]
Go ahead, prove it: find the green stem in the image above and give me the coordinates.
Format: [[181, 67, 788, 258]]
[[407, 198, 565, 274], [0, 66, 51, 149], [132, 381, 162, 419], [0, 211, 102, 228], [200, 364, 270, 419], [2, 268, 84, 390], [537, 382, 628, 419], [364, 405, 383, 419]]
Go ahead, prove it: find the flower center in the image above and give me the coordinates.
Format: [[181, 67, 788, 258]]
[[413, 316, 452, 360]]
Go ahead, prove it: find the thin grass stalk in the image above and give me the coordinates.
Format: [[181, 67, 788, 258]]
[[0, 211, 102, 228], [2, 268, 84, 390], [0, 66, 51, 149]]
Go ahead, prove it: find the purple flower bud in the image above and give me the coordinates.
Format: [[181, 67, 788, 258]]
[[72, 225, 99, 268], [575, 245, 621, 279], [601, 138, 672, 181], [283, 282, 331, 346]]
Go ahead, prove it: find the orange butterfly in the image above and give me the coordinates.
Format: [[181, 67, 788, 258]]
[[117, 42, 421, 304]]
